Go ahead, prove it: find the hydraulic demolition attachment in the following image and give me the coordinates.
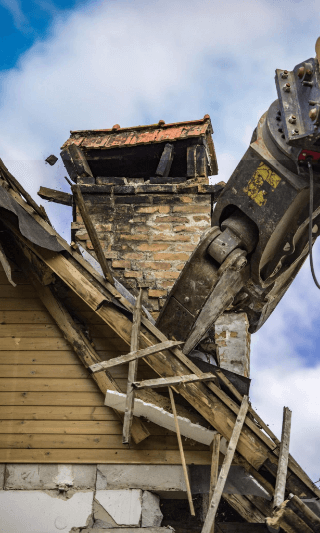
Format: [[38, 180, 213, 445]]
[[157, 40, 320, 355]]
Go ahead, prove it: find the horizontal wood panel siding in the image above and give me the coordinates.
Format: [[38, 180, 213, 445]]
[[0, 266, 210, 463]]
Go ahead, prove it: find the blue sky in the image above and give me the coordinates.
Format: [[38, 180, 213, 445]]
[[1, 0, 320, 480]]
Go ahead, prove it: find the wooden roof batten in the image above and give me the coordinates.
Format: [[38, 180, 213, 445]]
[[0, 160, 320, 531]]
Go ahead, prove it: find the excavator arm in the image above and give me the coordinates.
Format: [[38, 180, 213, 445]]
[[157, 42, 320, 356]]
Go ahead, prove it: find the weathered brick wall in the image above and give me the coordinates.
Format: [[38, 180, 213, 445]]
[[72, 179, 216, 319]]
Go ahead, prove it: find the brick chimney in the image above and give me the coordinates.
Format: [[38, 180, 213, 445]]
[[61, 116, 222, 320]]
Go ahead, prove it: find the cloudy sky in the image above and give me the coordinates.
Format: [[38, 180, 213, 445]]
[[1, 0, 320, 482]]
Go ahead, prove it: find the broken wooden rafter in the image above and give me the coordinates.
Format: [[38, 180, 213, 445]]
[[38, 186, 73, 206], [89, 340, 183, 373], [123, 288, 143, 445], [72, 184, 114, 285], [0, 159, 51, 224], [155, 143, 174, 177], [202, 396, 250, 533], [214, 368, 281, 448], [68, 143, 94, 179], [168, 386, 195, 516], [133, 372, 217, 389], [274, 407, 292, 508], [210, 433, 221, 503], [0, 242, 16, 287], [266, 498, 315, 533]]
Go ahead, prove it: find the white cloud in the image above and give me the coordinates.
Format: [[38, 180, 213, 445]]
[[1, 0, 320, 484]]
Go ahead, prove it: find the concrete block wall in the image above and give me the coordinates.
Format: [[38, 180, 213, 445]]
[[0, 464, 187, 533], [72, 179, 215, 319]]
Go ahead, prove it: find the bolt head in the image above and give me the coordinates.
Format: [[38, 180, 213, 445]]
[[309, 108, 318, 121], [298, 66, 305, 78]]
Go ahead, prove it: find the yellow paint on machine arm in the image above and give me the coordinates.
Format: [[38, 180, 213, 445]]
[[243, 162, 281, 206]]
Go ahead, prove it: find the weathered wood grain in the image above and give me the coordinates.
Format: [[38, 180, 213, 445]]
[[0, 448, 212, 464]]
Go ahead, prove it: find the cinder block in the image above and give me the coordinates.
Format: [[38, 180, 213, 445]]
[[5, 464, 96, 490], [95, 489, 142, 526], [96, 464, 186, 492], [0, 490, 94, 533], [142, 491, 163, 527]]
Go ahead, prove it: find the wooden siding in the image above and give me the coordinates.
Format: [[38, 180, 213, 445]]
[[0, 265, 211, 463]]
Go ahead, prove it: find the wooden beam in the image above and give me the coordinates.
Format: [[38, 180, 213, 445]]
[[289, 493, 320, 532], [155, 143, 174, 177], [123, 289, 142, 445], [68, 143, 94, 178], [274, 407, 292, 508], [202, 396, 249, 533], [210, 433, 221, 502], [89, 340, 183, 373], [0, 158, 51, 224], [168, 386, 195, 516], [0, 242, 16, 287], [38, 186, 73, 206], [18, 250, 149, 445], [72, 184, 114, 284], [214, 369, 281, 448], [133, 372, 217, 389]]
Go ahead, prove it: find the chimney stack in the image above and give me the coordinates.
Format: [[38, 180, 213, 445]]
[[61, 116, 222, 320]]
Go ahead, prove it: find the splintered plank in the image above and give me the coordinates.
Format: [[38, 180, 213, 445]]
[[0, 448, 212, 464], [133, 373, 216, 389], [0, 242, 16, 287], [72, 184, 114, 284], [202, 396, 250, 533], [38, 187, 73, 206], [89, 340, 183, 373], [169, 386, 195, 516], [274, 407, 292, 508], [123, 289, 142, 444]]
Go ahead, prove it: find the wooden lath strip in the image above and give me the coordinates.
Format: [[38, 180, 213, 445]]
[[202, 396, 249, 533], [72, 184, 114, 284], [89, 340, 183, 373], [123, 289, 142, 445], [133, 372, 217, 389], [168, 386, 195, 516], [274, 407, 292, 508]]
